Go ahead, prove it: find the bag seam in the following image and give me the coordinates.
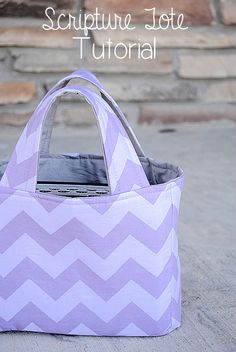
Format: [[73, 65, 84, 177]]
[[0, 176, 183, 206]]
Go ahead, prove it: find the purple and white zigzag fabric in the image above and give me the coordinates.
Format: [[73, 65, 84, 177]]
[[0, 70, 184, 336]]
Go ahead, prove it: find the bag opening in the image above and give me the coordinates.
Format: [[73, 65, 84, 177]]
[[0, 153, 182, 197]]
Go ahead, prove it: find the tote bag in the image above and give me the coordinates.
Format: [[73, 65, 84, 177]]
[[0, 70, 184, 337]]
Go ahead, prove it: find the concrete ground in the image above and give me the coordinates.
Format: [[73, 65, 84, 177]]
[[0, 120, 235, 352]]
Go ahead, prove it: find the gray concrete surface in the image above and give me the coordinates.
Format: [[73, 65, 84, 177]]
[[0, 120, 235, 352]]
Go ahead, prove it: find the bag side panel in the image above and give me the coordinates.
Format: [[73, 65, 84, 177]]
[[0, 182, 182, 336]]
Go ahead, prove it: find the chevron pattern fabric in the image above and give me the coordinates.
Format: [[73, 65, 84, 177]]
[[40, 69, 146, 158], [0, 179, 183, 336], [0, 85, 149, 194], [0, 70, 184, 336]]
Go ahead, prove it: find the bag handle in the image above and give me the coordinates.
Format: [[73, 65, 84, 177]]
[[0, 86, 150, 195], [40, 69, 145, 157]]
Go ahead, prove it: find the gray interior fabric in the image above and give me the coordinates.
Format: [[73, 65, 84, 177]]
[[41, 94, 145, 158], [0, 153, 181, 187]]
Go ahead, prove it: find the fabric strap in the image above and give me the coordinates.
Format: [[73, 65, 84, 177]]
[[40, 69, 145, 158], [0, 85, 150, 195]]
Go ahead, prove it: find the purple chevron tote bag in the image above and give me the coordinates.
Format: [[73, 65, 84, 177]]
[[0, 70, 184, 337]]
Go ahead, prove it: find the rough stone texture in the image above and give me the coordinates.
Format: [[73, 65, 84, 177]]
[[0, 82, 36, 104], [57, 103, 95, 126], [139, 103, 236, 124], [220, 0, 236, 25], [93, 27, 236, 49], [100, 77, 198, 102], [0, 0, 236, 126], [47, 76, 198, 102], [85, 0, 213, 25], [12, 48, 174, 74], [0, 49, 6, 60], [0, 110, 31, 125], [12, 49, 80, 73], [0, 27, 76, 48], [204, 81, 236, 103], [0, 120, 236, 351], [0, 0, 77, 17], [178, 54, 236, 79], [56, 103, 139, 126]]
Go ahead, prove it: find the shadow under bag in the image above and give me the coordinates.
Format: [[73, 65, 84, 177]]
[[0, 70, 184, 336]]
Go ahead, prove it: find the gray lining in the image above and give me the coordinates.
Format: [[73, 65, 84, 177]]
[[0, 154, 181, 187]]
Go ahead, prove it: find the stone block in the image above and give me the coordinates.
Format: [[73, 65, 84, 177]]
[[0, 81, 36, 105], [178, 53, 236, 79], [85, 0, 213, 25]]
